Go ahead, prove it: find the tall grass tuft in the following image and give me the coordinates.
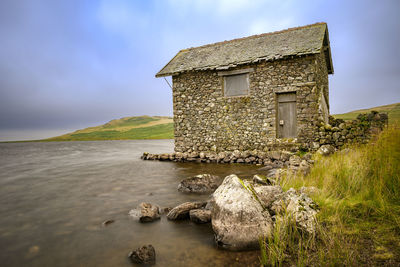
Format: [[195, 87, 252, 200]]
[[260, 126, 400, 266]]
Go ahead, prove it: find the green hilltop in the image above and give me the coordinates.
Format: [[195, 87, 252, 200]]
[[45, 116, 174, 141], [333, 102, 400, 125]]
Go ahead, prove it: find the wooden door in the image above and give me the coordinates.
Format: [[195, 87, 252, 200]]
[[277, 93, 297, 138]]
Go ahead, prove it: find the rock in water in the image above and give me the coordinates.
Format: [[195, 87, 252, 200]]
[[189, 209, 211, 224], [177, 174, 220, 194], [139, 203, 160, 223], [129, 203, 160, 223], [128, 245, 156, 265], [167, 201, 207, 220], [211, 174, 273, 250], [102, 220, 115, 226]]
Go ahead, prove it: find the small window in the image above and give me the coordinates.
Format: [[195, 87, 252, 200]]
[[224, 73, 249, 97]]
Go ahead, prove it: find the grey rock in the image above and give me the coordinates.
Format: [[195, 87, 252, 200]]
[[298, 160, 311, 176], [280, 151, 293, 161], [102, 220, 114, 226], [253, 185, 283, 208], [270, 188, 318, 235], [178, 174, 220, 194], [128, 245, 156, 265], [289, 155, 302, 166], [317, 144, 335, 156], [265, 168, 286, 179], [167, 201, 207, 220], [189, 209, 211, 224], [253, 174, 276, 185], [211, 174, 273, 250], [138, 202, 160, 223], [268, 151, 281, 161], [159, 153, 170, 161]]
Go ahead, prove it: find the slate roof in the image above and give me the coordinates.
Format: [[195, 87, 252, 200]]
[[156, 22, 333, 77]]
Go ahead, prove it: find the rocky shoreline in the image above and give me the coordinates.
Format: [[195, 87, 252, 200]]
[[127, 165, 320, 264]]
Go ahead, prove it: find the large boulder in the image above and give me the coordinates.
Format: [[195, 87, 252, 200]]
[[129, 202, 160, 223], [189, 209, 211, 224], [178, 174, 220, 194], [167, 201, 207, 220], [128, 245, 156, 265], [211, 175, 273, 251]]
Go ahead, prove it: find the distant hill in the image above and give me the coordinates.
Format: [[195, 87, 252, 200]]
[[333, 102, 400, 125], [45, 116, 174, 141]]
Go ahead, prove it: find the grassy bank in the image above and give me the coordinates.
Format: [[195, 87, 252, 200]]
[[260, 126, 400, 266]]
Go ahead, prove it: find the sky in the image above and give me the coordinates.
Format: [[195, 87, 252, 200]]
[[0, 0, 399, 141]]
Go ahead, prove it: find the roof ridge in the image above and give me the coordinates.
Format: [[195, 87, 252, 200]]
[[181, 22, 327, 53]]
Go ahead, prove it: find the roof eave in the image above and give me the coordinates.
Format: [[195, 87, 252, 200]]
[[155, 50, 186, 78]]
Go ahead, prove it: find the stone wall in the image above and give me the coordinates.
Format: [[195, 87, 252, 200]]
[[313, 111, 388, 149], [172, 54, 327, 153], [141, 111, 388, 165]]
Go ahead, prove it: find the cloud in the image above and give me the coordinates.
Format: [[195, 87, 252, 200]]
[[248, 18, 294, 35]]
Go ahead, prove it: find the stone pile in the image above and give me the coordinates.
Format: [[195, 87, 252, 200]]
[[211, 174, 319, 250]]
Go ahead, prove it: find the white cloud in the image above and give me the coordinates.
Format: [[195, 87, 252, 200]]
[[248, 18, 294, 35]]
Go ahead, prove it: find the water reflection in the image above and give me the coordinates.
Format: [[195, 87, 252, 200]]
[[0, 140, 262, 266]]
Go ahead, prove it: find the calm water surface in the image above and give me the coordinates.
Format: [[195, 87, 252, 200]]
[[0, 140, 262, 266]]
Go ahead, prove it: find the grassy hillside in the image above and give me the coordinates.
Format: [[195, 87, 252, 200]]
[[333, 102, 400, 125], [45, 116, 174, 141]]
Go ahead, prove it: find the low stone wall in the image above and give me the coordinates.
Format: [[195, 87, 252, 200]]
[[313, 111, 388, 150], [141, 111, 388, 165], [142, 149, 302, 165]]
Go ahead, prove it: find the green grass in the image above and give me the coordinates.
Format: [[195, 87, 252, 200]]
[[60, 123, 174, 141], [333, 102, 400, 125], [260, 125, 400, 266], [44, 116, 174, 141], [102, 116, 159, 129]]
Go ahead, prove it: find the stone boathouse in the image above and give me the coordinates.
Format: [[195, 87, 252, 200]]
[[156, 22, 334, 153]]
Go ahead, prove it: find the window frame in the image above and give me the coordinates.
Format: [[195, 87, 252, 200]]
[[218, 68, 253, 97]]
